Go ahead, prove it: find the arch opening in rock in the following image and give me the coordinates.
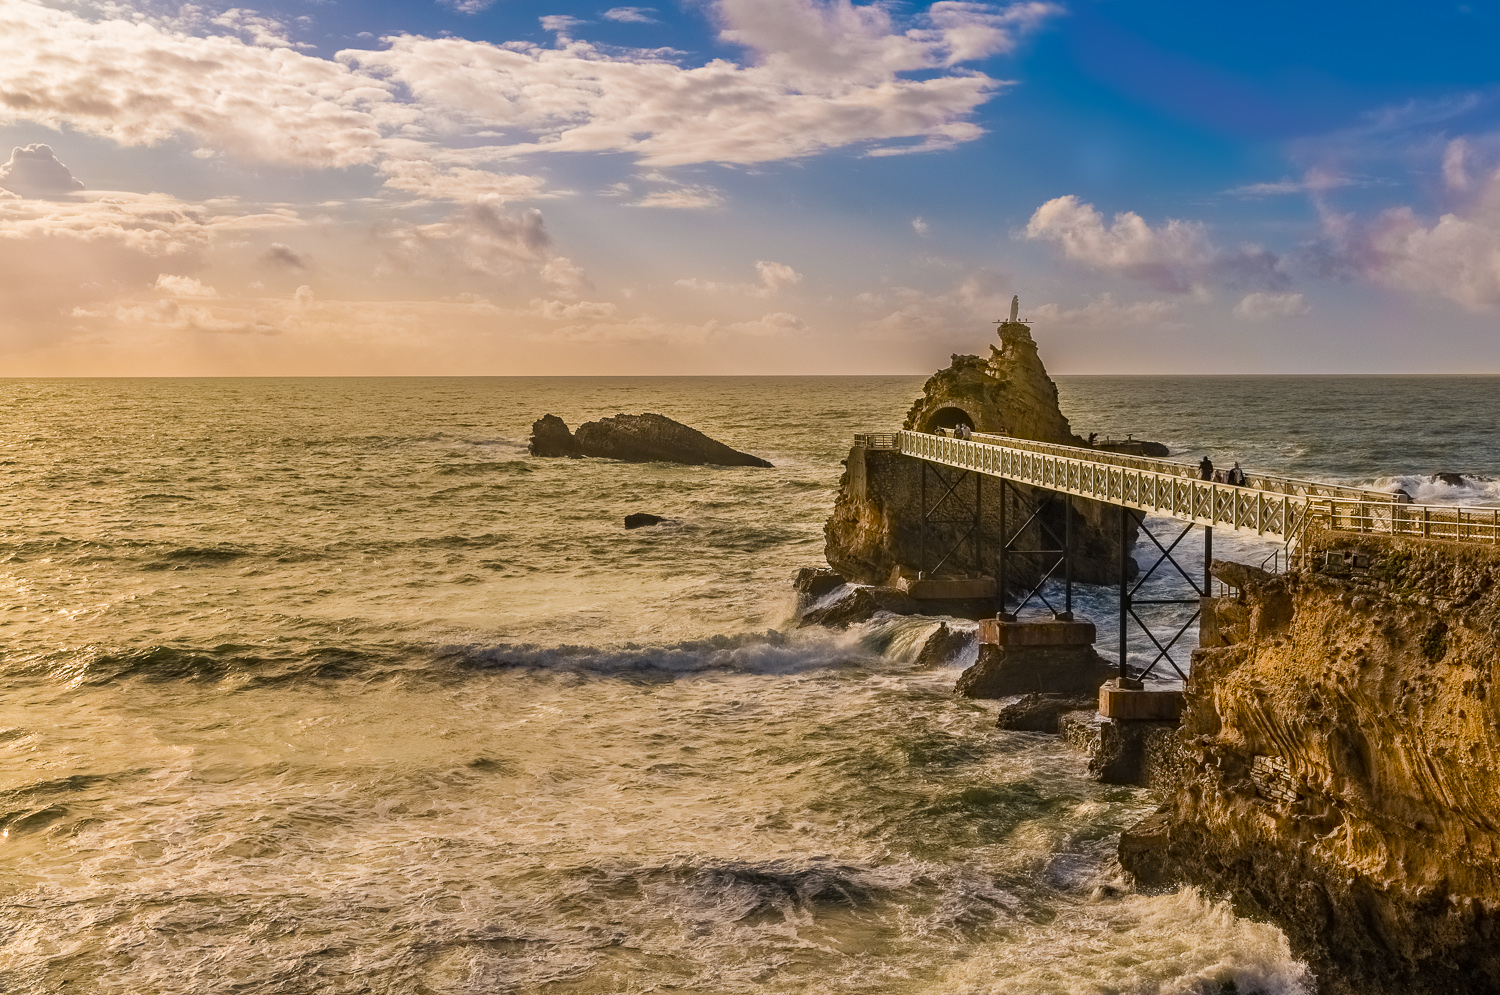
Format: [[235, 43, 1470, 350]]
[[924, 406, 975, 433]]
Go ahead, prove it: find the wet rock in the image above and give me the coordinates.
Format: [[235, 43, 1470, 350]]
[[1118, 809, 1177, 889], [1433, 472, 1468, 487], [528, 414, 581, 457], [792, 567, 846, 612], [915, 622, 973, 668], [574, 413, 772, 467], [798, 586, 881, 629], [994, 692, 1097, 733], [624, 513, 665, 529]]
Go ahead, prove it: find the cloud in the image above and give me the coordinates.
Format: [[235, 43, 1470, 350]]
[[1229, 169, 1351, 198], [755, 259, 802, 292], [155, 274, 219, 298], [344, 0, 1059, 166], [676, 259, 802, 295], [632, 185, 725, 209], [0, 0, 395, 168], [379, 202, 589, 294], [1232, 291, 1308, 320], [603, 7, 658, 23], [1025, 195, 1287, 294], [379, 159, 551, 202], [261, 243, 308, 269], [441, 0, 499, 13], [912, 216, 930, 236], [1028, 294, 1179, 329], [531, 298, 618, 319], [540, 15, 586, 34], [0, 144, 85, 197]]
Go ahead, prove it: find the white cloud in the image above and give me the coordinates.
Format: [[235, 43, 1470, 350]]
[[155, 274, 219, 298], [1028, 294, 1178, 329], [603, 6, 658, 23], [344, 0, 1058, 166], [0, 144, 85, 197], [755, 259, 802, 293], [531, 298, 618, 319], [1025, 195, 1287, 294], [0, 0, 396, 168], [381, 203, 584, 290], [1444, 138, 1473, 193], [379, 159, 551, 202], [632, 185, 725, 209], [442, 0, 499, 13], [912, 216, 930, 236], [1233, 291, 1308, 320], [540, 15, 586, 34], [676, 259, 802, 296]]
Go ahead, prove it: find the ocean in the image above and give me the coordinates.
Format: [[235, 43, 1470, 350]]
[[1, 375, 1496, 993]]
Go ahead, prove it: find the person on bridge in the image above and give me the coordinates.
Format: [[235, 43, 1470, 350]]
[[1199, 456, 1214, 481], [1229, 462, 1246, 486]]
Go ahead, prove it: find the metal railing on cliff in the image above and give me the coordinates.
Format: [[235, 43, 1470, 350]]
[[853, 430, 1500, 546]]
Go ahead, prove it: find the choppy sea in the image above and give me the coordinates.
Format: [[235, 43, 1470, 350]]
[[2, 375, 1497, 994]]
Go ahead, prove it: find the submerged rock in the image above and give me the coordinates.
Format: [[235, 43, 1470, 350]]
[[529, 412, 772, 467], [798, 586, 881, 629], [624, 513, 665, 529], [1432, 472, 1468, 487]]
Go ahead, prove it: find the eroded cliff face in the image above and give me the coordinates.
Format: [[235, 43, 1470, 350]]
[[823, 322, 1134, 587], [1139, 527, 1500, 995]]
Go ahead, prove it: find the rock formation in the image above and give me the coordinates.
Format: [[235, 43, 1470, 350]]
[[623, 513, 665, 529], [1124, 527, 1500, 994], [528, 413, 772, 467], [824, 314, 1136, 590]]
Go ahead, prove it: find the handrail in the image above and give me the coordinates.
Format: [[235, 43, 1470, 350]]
[[884, 430, 1500, 546]]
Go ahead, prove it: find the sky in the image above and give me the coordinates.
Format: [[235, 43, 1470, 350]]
[[1, 0, 1498, 375]]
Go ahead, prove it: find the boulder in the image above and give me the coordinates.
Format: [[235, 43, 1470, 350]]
[[994, 692, 1098, 733], [798, 586, 882, 629], [528, 414, 581, 457], [1433, 472, 1467, 487], [572, 413, 772, 467], [1209, 558, 1274, 592], [914, 622, 973, 668], [792, 567, 846, 612], [624, 513, 665, 529]]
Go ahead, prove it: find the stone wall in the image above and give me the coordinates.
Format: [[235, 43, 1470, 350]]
[[1130, 525, 1500, 994]]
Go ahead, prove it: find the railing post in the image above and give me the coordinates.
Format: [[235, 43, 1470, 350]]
[[1064, 492, 1073, 617], [1119, 504, 1129, 680], [1204, 526, 1213, 596]]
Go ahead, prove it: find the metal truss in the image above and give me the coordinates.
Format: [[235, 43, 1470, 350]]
[[997, 479, 1072, 621], [1119, 507, 1211, 683], [917, 461, 983, 580]]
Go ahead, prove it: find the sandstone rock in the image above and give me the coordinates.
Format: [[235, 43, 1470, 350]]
[[914, 622, 972, 668], [994, 692, 1097, 732], [824, 319, 1137, 589], [1139, 527, 1500, 994], [528, 414, 581, 457], [1209, 557, 1274, 591], [624, 513, 665, 529], [573, 413, 772, 467], [792, 567, 845, 612]]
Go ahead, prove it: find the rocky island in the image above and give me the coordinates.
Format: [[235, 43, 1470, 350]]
[[529, 412, 772, 467]]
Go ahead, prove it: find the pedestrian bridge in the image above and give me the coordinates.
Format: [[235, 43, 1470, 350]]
[[856, 430, 1500, 546]]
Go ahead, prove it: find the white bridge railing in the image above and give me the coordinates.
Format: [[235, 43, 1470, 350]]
[[879, 430, 1500, 546]]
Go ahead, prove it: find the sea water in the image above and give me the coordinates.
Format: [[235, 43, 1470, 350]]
[[2, 375, 1496, 993]]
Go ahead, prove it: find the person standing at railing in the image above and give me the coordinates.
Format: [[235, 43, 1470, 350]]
[[1229, 462, 1246, 486], [1199, 456, 1214, 481]]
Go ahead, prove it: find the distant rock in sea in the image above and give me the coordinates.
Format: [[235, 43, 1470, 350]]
[[528, 413, 772, 467], [1432, 472, 1468, 487], [624, 513, 665, 529]]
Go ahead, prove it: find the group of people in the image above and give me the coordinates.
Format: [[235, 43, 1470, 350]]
[[1199, 456, 1247, 486]]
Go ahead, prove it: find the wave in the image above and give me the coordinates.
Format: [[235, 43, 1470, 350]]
[[446, 630, 879, 677], [1372, 472, 1500, 506], [435, 461, 534, 476]]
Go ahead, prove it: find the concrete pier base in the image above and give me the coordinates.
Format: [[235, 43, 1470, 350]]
[[954, 619, 1116, 697]]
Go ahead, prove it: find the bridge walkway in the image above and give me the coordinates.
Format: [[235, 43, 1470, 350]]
[[855, 430, 1500, 547]]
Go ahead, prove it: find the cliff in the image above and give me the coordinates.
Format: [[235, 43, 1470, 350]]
[[1128, 526, 1500, 994], [823, 321, 1136, 588]]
